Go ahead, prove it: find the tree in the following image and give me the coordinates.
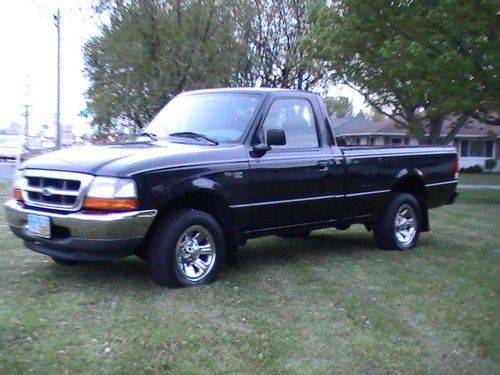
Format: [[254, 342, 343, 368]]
[[324, 96, 353, 118], [85, 0, 249, 135], [306, 0, 500, 144], [237, 0, 328, 90], [7, 122, 23, 135], [85, 0, 330, 135], [364, 107, 386, 121]]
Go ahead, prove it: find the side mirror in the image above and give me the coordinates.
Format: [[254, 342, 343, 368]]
[[266, 129, 286, 146], [251, 128, 286, 157]]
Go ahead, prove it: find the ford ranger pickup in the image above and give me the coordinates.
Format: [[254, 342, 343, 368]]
[[5, 88, 459, 287]]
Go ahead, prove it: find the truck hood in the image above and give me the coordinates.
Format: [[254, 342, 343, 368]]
[[21, 142, 246, 177]]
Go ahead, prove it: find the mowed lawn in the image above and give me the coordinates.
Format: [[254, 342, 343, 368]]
[[460, 173, 500, 185], [0, 181, 498, 374]]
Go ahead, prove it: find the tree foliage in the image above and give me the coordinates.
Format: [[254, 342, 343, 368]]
[[324, 96, 353, 118], [239, 0, 327, 90], [85, 0, 329, 135], [306, 0, 500, 144], [84, 0, 248, 135]]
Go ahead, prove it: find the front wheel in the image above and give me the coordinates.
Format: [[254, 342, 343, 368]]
[[148, 209, 225, 287], [374, 193, 421, 250]]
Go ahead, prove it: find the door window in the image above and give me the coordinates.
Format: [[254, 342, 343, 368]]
[[260, 99, 319, 149]]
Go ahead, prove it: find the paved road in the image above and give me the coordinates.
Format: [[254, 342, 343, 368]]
[[0, 162, 15, 180]]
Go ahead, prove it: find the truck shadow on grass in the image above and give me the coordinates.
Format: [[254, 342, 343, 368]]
[[42, 256, 153, 290], [41, 230, 435, 287], [39, 229, 420, 287], [233, 231, 378, 271]]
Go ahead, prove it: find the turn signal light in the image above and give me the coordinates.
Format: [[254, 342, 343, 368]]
[[83, 197, 138, 211], [12, 188, 23, 201]]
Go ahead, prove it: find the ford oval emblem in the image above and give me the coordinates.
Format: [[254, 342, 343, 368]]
[[41, 188, 52, 197]]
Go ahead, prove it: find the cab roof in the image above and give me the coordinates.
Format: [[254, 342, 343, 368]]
[[180, 87, 317, 96]]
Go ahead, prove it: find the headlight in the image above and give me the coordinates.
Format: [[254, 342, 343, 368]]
[[12, 169, 25, 201], [84, 177, 138, 211], [86, 177, 137, 199]]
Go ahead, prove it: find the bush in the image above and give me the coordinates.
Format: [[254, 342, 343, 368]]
[[460, 165, 483, 173], [485, 159, 498, 170]]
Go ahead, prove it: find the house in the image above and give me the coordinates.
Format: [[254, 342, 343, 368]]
[[331, 116, 500, 172]]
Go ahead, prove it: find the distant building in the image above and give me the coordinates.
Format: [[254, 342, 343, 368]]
[[331, 117, 500, 172]]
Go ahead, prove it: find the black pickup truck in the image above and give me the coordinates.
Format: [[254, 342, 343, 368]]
[[5, 88, 459, 287]]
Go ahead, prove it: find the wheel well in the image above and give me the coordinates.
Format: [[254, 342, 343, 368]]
[[152, 191, 240, 249], [391, 175, 430, 232]]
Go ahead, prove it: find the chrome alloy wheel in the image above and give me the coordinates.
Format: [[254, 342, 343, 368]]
[[394, 204, 418, 246], [175, 225, 217, 282]]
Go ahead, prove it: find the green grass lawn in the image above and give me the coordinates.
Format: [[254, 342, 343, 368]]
[[459, 173, 500, 185], [0, 182, 498, 374]]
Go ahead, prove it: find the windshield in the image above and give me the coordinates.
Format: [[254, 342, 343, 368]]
[[144, 93, 262, 143]]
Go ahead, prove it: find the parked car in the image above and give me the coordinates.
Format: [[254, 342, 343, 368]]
[[5, 88, 459, 287], [0, 136, 26, 162]]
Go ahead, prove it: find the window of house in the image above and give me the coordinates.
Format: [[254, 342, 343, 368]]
[[461, 140, 469, 156], [460, 140, 494, 157], [261, 99, 319, 149], [486, 141, 494, 157], [391, 138, 402, 145]]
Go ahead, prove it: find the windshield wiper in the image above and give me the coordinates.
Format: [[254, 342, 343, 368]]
[[169, 132, 219, 145], [139, 132, 159, 141]]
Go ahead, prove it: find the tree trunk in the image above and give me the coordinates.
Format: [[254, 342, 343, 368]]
[[428, 116, 444, 144], [442, 114, 469, 144]]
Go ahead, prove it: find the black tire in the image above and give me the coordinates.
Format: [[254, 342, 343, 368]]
[[374, 192, 422, 250], [148, 209, 225, 287], [277, 230, 312, 238], [51, 257, 83, 266]]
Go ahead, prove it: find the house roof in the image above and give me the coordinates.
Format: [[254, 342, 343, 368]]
[[331, 116, 499, 138]]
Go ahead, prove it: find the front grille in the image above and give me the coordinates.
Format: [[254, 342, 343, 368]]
[[22, 170, 94, 211]]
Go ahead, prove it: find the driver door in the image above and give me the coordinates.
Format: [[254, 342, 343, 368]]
[[246, 97, 342, 232]]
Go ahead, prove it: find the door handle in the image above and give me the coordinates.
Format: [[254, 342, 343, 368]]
[[317, 160, 330, 171]]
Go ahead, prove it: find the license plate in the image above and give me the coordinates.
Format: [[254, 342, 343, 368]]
[[27, 214, 51, 238]]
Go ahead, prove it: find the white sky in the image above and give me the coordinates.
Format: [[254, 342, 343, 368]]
[[0, 0, 97, 137], [328, 84, 368, 114], [0, 1, 367, 138]]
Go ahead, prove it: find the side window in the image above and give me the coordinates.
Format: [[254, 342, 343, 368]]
[[260, 99, 319, 149]]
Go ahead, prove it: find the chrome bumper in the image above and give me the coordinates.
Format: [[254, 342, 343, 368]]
[[4, 199, 157, 260]]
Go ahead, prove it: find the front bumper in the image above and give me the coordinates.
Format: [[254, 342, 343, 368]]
[[4, 199, 157, 261]]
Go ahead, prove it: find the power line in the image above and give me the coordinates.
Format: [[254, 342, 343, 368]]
[[30, 0, 54, 24], [37, 0, 52, 14]]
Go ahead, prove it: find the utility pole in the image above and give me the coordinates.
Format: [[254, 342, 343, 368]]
[[23, 77, 30, 141], [54, 8, 61, 149], [22, 104, 30, 139]]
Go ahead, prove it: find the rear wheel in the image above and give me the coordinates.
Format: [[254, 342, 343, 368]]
[[148, 209, 225, 287], [374, 193, 421, 250]]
